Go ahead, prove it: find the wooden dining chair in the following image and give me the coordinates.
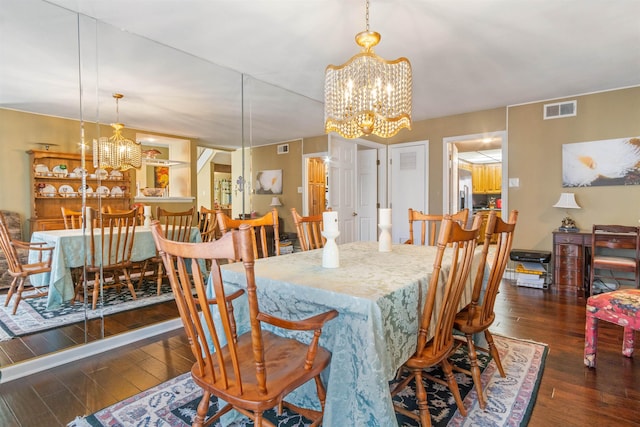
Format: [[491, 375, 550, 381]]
[[198, 206, 218, 243], [217, 208, 280, 258], [451, 209, 518, 409], [73, 208, 138, 310], [291, 207, 326, 251], [0, 211, 54, 314], [105, 204, 146, 225], [61, 206, 84, 229], [142, 206, 195, 295], [150, 221, 338, 427], [391, 214, 483, 426], [406, 208, 469, 246], [588, 224, 640, 296]]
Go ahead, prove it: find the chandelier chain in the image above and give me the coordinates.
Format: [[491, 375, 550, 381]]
[[365, 0, 369, 32]]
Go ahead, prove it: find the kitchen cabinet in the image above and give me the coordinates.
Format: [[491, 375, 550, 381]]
[[28, 150, 131, 232], [471, 163, 502, 194]]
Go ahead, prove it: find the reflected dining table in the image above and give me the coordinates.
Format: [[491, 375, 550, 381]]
[[216, 240, 483, 427], [29, 226, 202, 309]]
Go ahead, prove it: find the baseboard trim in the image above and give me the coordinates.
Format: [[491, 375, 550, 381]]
[[0, 318, 182, 384]]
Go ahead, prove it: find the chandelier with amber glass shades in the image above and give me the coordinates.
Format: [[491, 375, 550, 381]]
[[93, 93, 142, 171], [324, 0, 412, 139]]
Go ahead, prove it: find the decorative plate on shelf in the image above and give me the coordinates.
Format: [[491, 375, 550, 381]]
[[110, 170, 123, 179], [52, 165, 68, 177], [34, 164, 49, 175], [78, 184, 93, 194], [94, 168, 109, 179], [96, 186, 110, 197], [110, 186, 124, 197], [39, 184, 56, 197], [58, 185, 76, 197], [73, 167, 87, 177]]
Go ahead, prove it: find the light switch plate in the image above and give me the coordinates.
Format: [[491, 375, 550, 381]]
[[297, 186, 303, 193], [508, 178, 520, 187]]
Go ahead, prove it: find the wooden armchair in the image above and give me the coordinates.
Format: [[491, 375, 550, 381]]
[[452, 210, 518, 409], [150, 222, 338, 427], [142, 206, 195, 294], [61, 206, 84, 229], [217, 208, 280, 258], [405, 208, 469, 246], [589, 224, 640, 296], [291, 207, 326, 251], [198, 206, 218, 243], [73, 208, 138, 310], [0, 211, 53, 314], [391, 214, 482, 426]]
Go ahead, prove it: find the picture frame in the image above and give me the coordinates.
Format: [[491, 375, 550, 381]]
[[255, 169, 283, 194]]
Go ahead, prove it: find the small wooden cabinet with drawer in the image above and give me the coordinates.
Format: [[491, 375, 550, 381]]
[[552, 231, 588, 292]]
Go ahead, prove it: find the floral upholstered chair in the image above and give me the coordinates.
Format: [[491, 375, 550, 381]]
[[584, 289, 640, 368]]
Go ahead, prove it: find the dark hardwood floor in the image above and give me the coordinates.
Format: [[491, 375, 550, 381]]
[[0, 281, 639, 426]]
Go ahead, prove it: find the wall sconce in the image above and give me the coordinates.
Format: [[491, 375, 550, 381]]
[[553, 192, 581, 232], [270, 197, 283, 207]]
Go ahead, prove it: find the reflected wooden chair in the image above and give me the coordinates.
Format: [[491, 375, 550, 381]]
[[105, 204, 146, 225], [61, 206, 84, 229], [405, 208, 469, 245], [452, 209, 518, 409], [291, 207, 326, 251], [73, 208, 138, 310], [391, 214, 482, 426], [142, 206, 195, 294], [0, 211, 54, 314], [198, 206, 218, 243], [217, 208, 280, 258], [588, 224, 640, 296], [150, 222, 338, 427]]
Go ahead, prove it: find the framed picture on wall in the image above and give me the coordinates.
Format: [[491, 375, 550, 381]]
[[255, 169, 283, 194], [154, 166, 169, 188], [561, 136, 640, 187]]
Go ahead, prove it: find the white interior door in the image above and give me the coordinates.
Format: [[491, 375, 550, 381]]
[[328, 136, 356, 244], [357, 148, 377, 241], [390, 141, 428, 244]]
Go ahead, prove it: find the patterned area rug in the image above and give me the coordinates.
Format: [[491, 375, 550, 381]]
[[69, 335, 547, 427], [0, 282, 175, 342]]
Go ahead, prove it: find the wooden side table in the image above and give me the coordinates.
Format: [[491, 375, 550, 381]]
[[552, 231, 590, 293]]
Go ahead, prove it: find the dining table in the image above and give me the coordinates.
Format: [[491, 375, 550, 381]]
[[29, 225, 202, 309], [214, 240, 485, 427]]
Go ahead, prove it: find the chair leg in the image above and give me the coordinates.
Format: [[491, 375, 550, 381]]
[[622, 326, 635, 357], [122, 268, 137, 300], [441, 358, 467, 417], [156, 262, 164, 295], [485, 330, 505, 377], [4, 277, 18, 307], [11, 278, 26, 315], [92, 273, 100, 310], [413, 369, 432, 427], [465, 334, 486, 409], [193, 390, 210, 427], [584, 311, 598, 367]]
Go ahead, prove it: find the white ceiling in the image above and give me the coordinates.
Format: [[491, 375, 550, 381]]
[[2, 0, 639, 149]]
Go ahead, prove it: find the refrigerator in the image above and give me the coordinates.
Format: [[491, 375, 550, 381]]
[[458, 169, 473, 226]]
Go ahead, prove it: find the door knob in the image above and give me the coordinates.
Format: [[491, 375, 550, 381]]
[[352, 212, 358, 216]]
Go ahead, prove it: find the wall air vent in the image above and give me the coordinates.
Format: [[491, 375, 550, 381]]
[[544, 100, 577, 120], [277, 143, 289, 154]]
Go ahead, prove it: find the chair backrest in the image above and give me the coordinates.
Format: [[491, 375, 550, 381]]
[[105, 204, 145, 225], [591, 224, 640, 290], [216, 208, 280, 258], [416, 214, 483, 357], [0, 211, 22, 274], [291, 207, 325, 251], [198, 206, 218, 243], [467, 210, 518, 327], [592, 224, 640, 253], [406, 208, 469, 246], [150, 222, 261, 394], [156, 207, 195, 242], [86, 208, 137, 269], [61, 207, 84, 229]]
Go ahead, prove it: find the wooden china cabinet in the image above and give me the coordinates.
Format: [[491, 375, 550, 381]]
[[27, 150, 132, 232]]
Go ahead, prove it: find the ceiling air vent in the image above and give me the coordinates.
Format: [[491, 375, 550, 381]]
[[277, 143, 289, 154], [544, 100, 576, 120]]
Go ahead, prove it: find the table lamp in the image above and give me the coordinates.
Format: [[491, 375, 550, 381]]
[[270, 197, 283, 207], [553, 192, 581, 232]]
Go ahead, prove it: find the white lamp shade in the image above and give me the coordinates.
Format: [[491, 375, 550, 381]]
[[553, 193, 581, 209], [270, 197, 282, 207]]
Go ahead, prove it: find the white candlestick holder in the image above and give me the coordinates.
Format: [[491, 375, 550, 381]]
[[321, 229, 340, 268], [378, 224, 392, 252]]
